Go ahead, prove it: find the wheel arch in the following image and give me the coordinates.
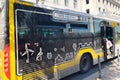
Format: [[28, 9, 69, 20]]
[[79, 52, 93, 73], [81, 52, 93, 66], [75, 48, 94, 65]]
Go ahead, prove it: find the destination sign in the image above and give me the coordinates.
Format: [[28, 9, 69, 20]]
[[52, 11, 88, 22], [111, 22, 119, 27]]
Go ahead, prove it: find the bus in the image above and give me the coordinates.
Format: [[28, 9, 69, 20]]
[[0, 0, 120, 80]]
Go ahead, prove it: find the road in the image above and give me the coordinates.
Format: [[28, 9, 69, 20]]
[[61, 58, 120, 80]]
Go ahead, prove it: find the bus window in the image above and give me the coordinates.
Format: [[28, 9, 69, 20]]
[[42, 29, 62, 39], [34, 27, 64, 42], [93, 18, 102, 36], [16, 10, 34, 75], [115, 26, 120, 42], [16, 9, 65, 75], [106, 26, 113, 41], [70, 23, 89, 33]]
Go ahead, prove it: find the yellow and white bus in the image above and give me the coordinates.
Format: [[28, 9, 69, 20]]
[[0, 0, 120, 80]]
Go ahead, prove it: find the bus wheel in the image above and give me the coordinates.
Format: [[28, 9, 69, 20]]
[[80, 53, 92, 73]]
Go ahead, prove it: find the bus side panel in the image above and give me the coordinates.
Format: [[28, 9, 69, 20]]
[[57, 48, 104, 79]]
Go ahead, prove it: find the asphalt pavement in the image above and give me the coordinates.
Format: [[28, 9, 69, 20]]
[[61, 58, 120, 80]]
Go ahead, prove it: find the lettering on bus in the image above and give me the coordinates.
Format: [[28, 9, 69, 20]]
[[19, 40, 100, 64], [52, 11, 88, 22], [47, 52, 52, 60], [55, 54, 64, 64], [72, 43, 77, 56], [53, 11, 78, 21], [20, 43, 76, 64], [36, 48, 43, 61], [65, 52, 74, 61], [20, 43, 34, 63]]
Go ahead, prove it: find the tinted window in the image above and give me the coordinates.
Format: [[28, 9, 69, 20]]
[[93, 18, 102, 36], [70, 23, 89, 33], [16, 9, 65, 75]]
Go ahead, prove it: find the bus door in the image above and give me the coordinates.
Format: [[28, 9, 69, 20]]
[[101, 26, 114, 60]]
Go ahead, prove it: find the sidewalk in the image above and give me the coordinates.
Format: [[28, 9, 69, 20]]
[[83, 59, 120, 80]]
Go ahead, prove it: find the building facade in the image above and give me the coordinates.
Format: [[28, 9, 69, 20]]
[[81, 0, 120, 17], [35, 0, 81, 12], [21, 0, 120, 23], [35, 0, 120, 17]]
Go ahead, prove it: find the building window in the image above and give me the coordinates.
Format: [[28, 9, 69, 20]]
[[103, 0, 104, 3], [64, 0, 68, 6], [111, 3, 113, 7], [74, 0, 77, 8], [116, 7, 118, 10], [86, 9, 90, 13], [86, 0, 89, 4], [103, 9, 105, 12], [54, 0, 58, 4], [106, 1, 108, 5], [113, 5, 114, 8], [110, 3, 111, 6], [99, 7, 101, 12]]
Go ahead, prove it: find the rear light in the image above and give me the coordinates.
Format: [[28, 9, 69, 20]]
[[4, 44, 10, 79]]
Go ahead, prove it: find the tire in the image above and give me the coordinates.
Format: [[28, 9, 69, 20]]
[[80, 53, 92, 73]]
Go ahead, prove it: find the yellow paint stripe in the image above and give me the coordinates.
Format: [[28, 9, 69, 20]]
[[9, 0, 16, 80], [9, 1, 33, 80], [57, 48, 104, 71]]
